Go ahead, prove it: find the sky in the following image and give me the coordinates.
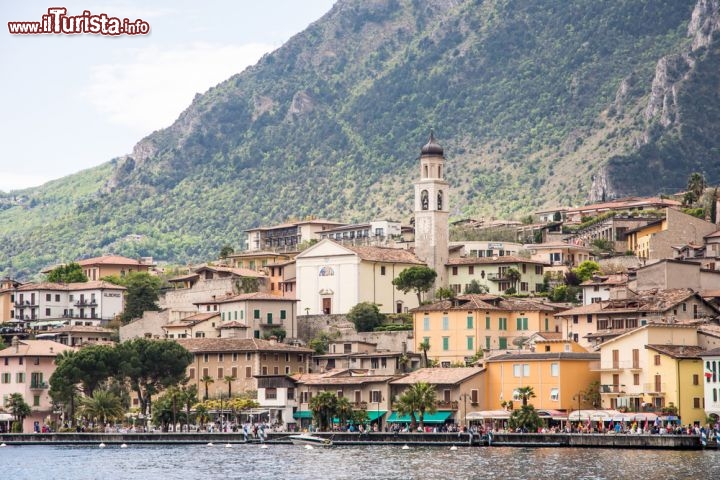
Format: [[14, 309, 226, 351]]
[[0, 0, 337, 192]]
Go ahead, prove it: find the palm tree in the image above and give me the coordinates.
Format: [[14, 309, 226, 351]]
[[394, 391, 418, 431], [181, 384, 199, 430], [335, 396, 354, 427], [687, 172, 706, 204], [309, 391, 338, 431], [505, 267, 521, 293], [80, 390, 125, 426], [200, 375, 214, 401], [223, 375, 236, 398], [7, 393, 31, 431], [396, 382, 437, 431], [419, 339, 431, 368], [516, 386, 536, 407]]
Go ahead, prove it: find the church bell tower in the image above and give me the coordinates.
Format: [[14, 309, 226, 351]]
[[413, 132, 449, 291]]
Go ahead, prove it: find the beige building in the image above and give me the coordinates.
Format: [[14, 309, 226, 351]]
[[525, 242, 594, 276], [312, 340, 421, 375], [36, 325, 115, 347], [636, 259, 720, 292], [555, 288, 718, 349], [389, 367, 485, 427], [594, 324, 705, 424], [162, 312, 221, 339], [0, 278, 21, 324], [78, 254, 154, 281], [626, 208, 717, 260], [175, 337, 312, 399], [245, 219, 346, 252], [295, 239, 423, 315], [0, 338, 74, 432], [446, 256, 548, 296]]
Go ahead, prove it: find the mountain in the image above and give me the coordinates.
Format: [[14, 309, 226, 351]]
[[2, 0, 720, 280]]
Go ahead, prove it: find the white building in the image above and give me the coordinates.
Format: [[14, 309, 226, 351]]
[[295, 239, 423, 315], [700, 347, 720, 422]]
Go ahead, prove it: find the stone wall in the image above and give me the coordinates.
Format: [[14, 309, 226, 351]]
[[119, 310, 168, 341], [297, 315, 415, 352]]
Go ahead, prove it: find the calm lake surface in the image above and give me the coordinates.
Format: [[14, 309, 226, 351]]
[[1, 444, 719, 480]]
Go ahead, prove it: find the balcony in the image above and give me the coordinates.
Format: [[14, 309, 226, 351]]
[[599, 384, 624, 395], [259, 321, 284, 328], [30, 381, 49, 390], [435, 400, 459, 410], [74, 300, 98, 307], [14, 300, 38, 307], [486, 273, 506, 282]]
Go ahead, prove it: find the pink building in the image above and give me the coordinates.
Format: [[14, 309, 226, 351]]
[[0, 337, 74, 432]]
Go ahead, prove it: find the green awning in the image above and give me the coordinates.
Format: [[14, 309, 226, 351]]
[[331, 411, 387, 424], [386, 411, 453, 424], [293, 410, 313, 419]]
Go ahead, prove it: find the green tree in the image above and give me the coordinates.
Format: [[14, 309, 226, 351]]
[[434, 287, 455, 301], [200, 375, 214, 401], [309, 391, 338, 431], [117, 338, 193, 420], [516, 386, 536, 407], [219, 245, 234, 259], [104, 272, 162, 324], [687, 172, 706, 204], [464, 280, 488, 294], [392, 266, 437, 305], [308, 331, 338, 354], [180, 384, 199, 430], [46, 262, 88, 283], [335, 396, 354, 426], [395, 382, 437, 431], [419, 338, 431, 368], [583, 381, 601, 409], [505, 267, 521, 293], [224, 375, 236, 398], [263, 327, 287, 342], [7, 393, 31, 431], [49, 350, 83, 424], [508, 404, 541, 432], [572, 260, 601, 282], [347, 302, 385, 332], [80, 389, 125, 426]]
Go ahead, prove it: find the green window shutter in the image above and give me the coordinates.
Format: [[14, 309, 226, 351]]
[[485, 316, 490, 329], [499, 337, 507, 349], [254, 309, 260, 319], [267, 312, 273, 324], [485, 336, 491, 349], [442, 337, 449, 350], [467, 336, 474, 350], [280, 310, 286, 320], [467, 316, 473, 329]]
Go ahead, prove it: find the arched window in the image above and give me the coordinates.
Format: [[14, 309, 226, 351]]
[[421, 190, 429, 210], [437, 190, 443, 210], [438, 165, 442, 178], [423, 165, 428, 178]]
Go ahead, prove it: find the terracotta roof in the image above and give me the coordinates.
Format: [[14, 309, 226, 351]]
[[580, 274, 629, 286], [486, 351, 600, 362], [0, 339, 74, 357], [246, 219, 346, 231], [219, 321, 248, 328], [556, 289, 710, 316], [196, 292, 298, 305], [194, 266, 267, 278], [646, 344, 705, 359], [414, 294, 555, 313], [16, 281, 125, 292], [447, 255, 548, 266], [704, 230, 720, 239], [342, 245, 424, 264], [78, 255, 146, 266], [175, 338, 312, 353], [699, 324, 720, 339], [389, 367, 483, 385], [168, 273, 199, 282], [295, 375, 397, 386], [163, 313, 219, 328], [700, 347, 720, 356], [46, 325, 114, 334]]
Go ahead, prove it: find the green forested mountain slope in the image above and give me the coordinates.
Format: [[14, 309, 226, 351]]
[[1, 0, 718, 279]]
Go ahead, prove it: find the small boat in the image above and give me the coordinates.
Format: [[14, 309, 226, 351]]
[[288, 434, 333, 447]]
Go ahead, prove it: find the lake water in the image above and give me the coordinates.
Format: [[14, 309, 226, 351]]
[[2, 444, 719, 480]]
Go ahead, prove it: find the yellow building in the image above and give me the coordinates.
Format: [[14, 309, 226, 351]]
[[412, 294, 558, 366], [78, 254, 154, 281], [0, 277, 21, 323], [484, 340, 599, 411], [595, 323, 705, 424]]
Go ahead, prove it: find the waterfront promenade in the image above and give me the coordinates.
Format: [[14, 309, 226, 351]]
[[0, 431, 708, 449]]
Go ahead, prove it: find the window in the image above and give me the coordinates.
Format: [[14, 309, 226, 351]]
[[469, 266, 474, 275], [203, 354, 209, 363], [265, 388, 277, 400], [1, 373, 10, 383], [516, 317, 528, 330], [280, 310, 286, 320], [442, 337, 449, 350], [262, 366, 268, 375], [217, 368, 224, 379], [550, 388, 559, 401], [693, 374, 699, 386], [442, 316, 449, 330], [202, 368, 209, 378], [693, 397, 701, 409], [586, 315, 592, 323], [232, 353, 238, 362], [499, 337, 507, 349], [520, 282, 528, 292], [550, 363, 559, 377], [467, 336, 474, 350], [254, 310, 260, 319], [485, 316, 490, 329], [573, 315, 579, 324], [55, 294, 60, 302], [245, 366, 252, 378], [470, 389, 479, 404], [45, 308, 51, 316], [423, 316, 430, 331], [380, 266, 386, 275], [485, 336, 491, 349], [498, 318, 507, 330], [466, 316, 473, 329], [371, 390, 381, 403], [33, 395, 40, 407], [287, 388, 295, 400], [513, 364, 530, 377], [189, 368, 195, 379], [218, 353, 224, 362], [633, 373, 640, 386], [535, 265, 543, 275], [654, 355, 661, 366], [452, 266, 458, 275], [273, 366, 279, 375], [231, 367, 237, 378]]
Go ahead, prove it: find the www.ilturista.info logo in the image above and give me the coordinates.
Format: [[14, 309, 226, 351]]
[[8, 7, 150, 35]]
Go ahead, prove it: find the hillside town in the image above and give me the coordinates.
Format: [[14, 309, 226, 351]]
[[1, 134, 720, 438]]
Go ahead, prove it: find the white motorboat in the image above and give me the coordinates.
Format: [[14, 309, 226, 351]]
[[288, 434, 333, 447]]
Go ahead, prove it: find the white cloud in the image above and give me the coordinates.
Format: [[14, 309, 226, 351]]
[[85, 41, 275, 133], [0, 172, 52, 192]]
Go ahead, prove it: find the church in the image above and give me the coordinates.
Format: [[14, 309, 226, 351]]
[[295, 133, 449, 315]]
